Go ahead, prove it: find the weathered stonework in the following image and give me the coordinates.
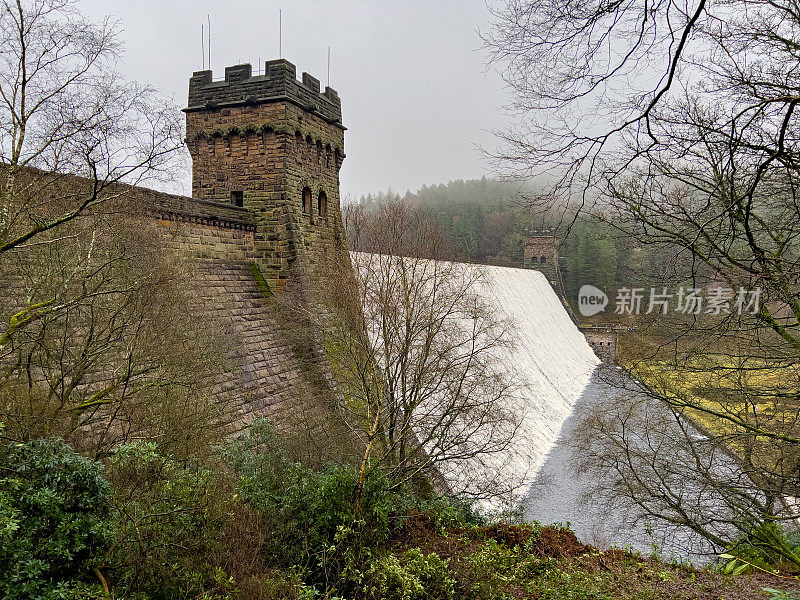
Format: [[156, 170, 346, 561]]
[[0, 60, 360, 461], [580, 326, 618, 362], [173, 59, 355, 453], [523, 231, 559, 285], [184, 59, 347, 293]]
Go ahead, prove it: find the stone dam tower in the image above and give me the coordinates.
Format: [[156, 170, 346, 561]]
[[184, 59, 346, 293], [523, 230, 559, 285]]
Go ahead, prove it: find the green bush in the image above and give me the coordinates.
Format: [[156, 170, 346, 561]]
[[763, 588, 800, 600], [107, 441, 233, 600], [220, 420, 395, 591], [365, 548, 455, 600], [0, 438, 113, 600], [723, 521, 800, 574], [415, 494, 485, 529]]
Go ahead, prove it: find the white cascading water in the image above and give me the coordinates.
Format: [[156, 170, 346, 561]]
[[353, 253, 599, 504], [356, 254, 722, 560], [469, 265, 599, 490]]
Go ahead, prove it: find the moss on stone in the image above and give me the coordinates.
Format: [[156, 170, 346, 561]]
[[250, 262, 274, 298]]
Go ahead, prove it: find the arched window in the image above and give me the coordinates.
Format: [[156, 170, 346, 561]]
[[530, 256, 538, 264], [318, 190, 327, 218], [302, 187, 312, 215], [540, 256, 547, 263]]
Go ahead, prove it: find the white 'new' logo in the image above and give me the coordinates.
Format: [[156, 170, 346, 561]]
[[578, 285, 608, 317]]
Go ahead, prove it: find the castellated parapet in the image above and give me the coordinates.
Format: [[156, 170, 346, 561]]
[[187, 60, 343, 124], [184, 59, 347, 293]]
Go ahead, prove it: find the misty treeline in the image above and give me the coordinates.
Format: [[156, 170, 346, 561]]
[[352, 178, 679, 308], [484, 0, 800, 573], [354, 178, 530, 266]]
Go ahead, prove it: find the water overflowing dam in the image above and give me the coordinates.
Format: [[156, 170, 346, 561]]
[[467, 265, 599, 491], [355, 255, 719, 560], [469, 263, 721, 560]]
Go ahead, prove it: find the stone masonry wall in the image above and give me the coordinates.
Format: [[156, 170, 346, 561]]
[[524, 233, 559, 285], [580, 327, 617, 362], [184, 59, 346, 293], [177, 59, 358, 459], [142, 190, 352, 457], [0, 55, 357, 459], [156, 219, 256, 262]]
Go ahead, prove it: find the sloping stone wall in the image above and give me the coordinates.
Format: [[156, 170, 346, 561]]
[[0, 166, 357, 461], [183, 259, 353, 461]]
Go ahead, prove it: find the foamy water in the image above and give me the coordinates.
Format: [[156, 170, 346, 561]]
[[353, 254, 598, 505], [355, 254, 728, 560], [471, 265, 598, 485]]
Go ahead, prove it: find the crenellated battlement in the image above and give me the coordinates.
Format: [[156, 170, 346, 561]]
[[185, 59, 343, 127], [184, 56, 347, 293]]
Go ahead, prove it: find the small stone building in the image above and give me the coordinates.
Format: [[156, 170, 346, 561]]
[[523, 231, 559, 284], [580, 326, 618, 362]]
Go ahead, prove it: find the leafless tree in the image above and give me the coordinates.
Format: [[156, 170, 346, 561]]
[[571, 369, 800, 566], [0, 203, 232, 457], [487, 0, 800, 561], [0, 0, 183, 255], [326, 201, 522, 508], [0, 1, 223, 457]]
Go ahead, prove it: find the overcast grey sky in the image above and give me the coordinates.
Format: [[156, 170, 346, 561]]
[[80, 0, 513, 199]]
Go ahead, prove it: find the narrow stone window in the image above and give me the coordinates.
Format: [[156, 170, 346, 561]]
[[530, 256, 538, 264], [318, 190, 327, 218], [302, 187, 312, 215], [540, 256, 547, 263], [231, 190, 244, 207]]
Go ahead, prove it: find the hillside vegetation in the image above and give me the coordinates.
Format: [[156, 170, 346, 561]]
[[2, 423, 797, 600]]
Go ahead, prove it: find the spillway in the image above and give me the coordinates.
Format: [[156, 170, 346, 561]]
[[468, 265, 599, 494], [353, 254, 599, 504], [467, 263, 720, 559], [354, 254, 725, 561]]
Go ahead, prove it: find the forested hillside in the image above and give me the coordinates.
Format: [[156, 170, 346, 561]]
[[354, 178, 663, 306], [355, 178, 533, 266]]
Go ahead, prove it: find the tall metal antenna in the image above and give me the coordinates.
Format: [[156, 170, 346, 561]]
[[279, 9, 282, 58], [207, 14, 211, 70], [201, 24, 205, 70], [327, 45, 331, 87]]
